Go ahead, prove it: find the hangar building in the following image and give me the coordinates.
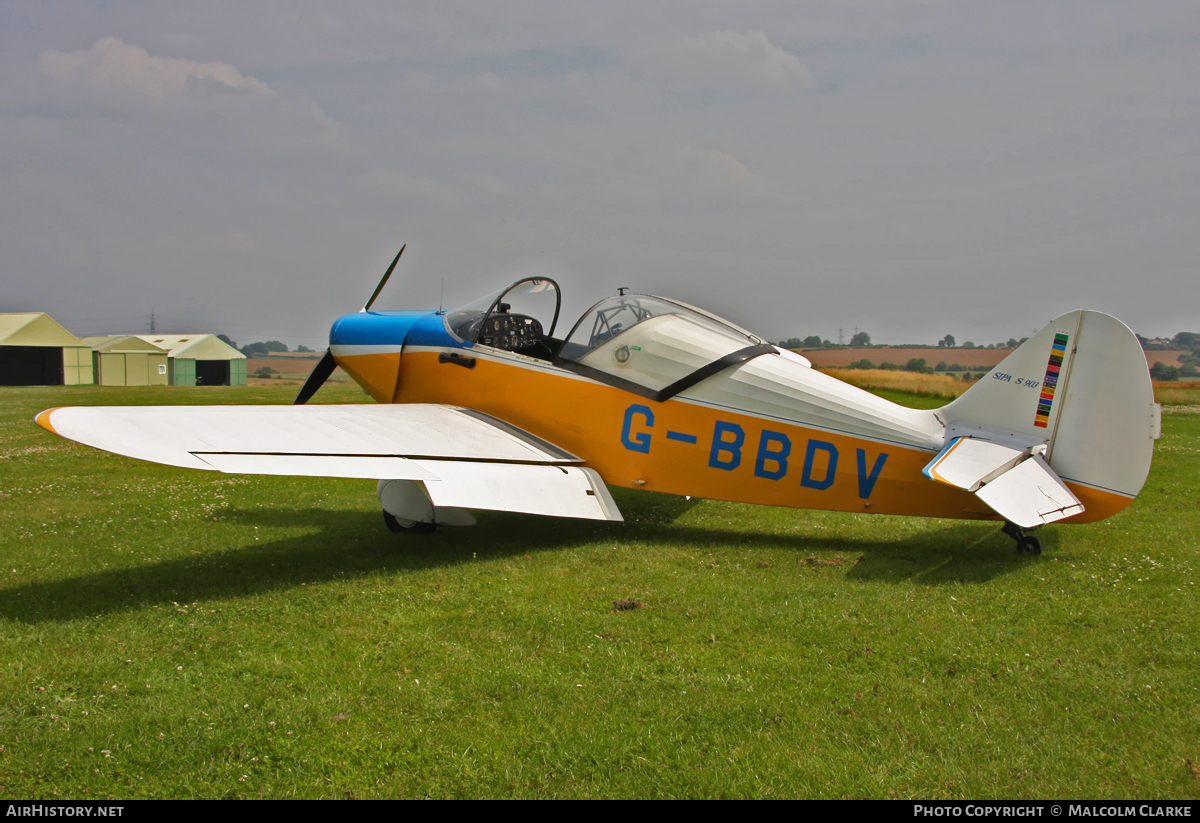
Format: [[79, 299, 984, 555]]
[[137, 334, 246, 386], [80, 336, 170, 387], [0, 313, 93, 386]]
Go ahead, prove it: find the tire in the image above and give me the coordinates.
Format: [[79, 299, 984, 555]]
[[383, 511, 436, 535]]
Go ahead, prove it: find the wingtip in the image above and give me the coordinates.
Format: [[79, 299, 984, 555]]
[[34, 407, 61, 434]]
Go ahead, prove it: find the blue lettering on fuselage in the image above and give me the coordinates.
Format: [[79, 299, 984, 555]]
[[621, 404, 653, 453], [709, 421, 744, 470], [754, 430, 791, 480], [619, 404, 890, 499], [856, 449, 888, 499], [800, 439, 838, 490]]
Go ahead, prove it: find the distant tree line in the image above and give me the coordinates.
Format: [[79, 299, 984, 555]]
[[778, 335, 830, 349], [234, 340, 316, 356], [775, 331, 1026, 350], [843, 357, 987, 381], [1136, 332, 1197, 351], [1141, 332, 1199, 380], [774, 327, 1199, 381], [240, 340, 288, 356]]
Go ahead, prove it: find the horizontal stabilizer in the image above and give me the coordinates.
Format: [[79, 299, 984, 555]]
[[923, 436, 1084, 528], [923, 437, 1025, 492]]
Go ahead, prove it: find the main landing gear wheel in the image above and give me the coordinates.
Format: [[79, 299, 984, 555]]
[[1002, 520, 1042, 556], [383, 511, 436, 535]]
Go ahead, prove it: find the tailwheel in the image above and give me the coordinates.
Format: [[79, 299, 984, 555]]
[[383, 511, 437, 535], [1002, 520, 1042, 555]]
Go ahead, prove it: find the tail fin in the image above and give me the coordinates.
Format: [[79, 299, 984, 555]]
[[936, 311, 1157, 509]]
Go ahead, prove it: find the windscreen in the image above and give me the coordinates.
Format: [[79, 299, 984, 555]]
[[444, 278, 561, 346]]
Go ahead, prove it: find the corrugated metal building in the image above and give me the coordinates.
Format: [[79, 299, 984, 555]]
[[80, 336, 170, 386], [0, 313, 93, 385], [136, 335, 247, 386]]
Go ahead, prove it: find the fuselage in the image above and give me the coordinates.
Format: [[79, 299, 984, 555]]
[[329, 309, 1132, 523]]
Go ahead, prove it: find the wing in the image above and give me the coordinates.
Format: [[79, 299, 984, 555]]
[[923, 436, 1083, 528], [35, 404, 621, 522]]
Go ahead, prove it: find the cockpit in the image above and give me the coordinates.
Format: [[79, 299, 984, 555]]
[[445, 278, 563, 360], [444, 278, 776, 402]]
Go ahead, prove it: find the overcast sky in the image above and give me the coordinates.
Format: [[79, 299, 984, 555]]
[[2, 1, 1197, 348]]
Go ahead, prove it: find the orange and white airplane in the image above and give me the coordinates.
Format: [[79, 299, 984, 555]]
[[36, 248, 1160, 555]]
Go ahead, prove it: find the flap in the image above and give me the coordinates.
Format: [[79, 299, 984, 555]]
[[412, 462, 622, 521]]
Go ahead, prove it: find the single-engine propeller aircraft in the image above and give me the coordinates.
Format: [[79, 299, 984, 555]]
[[36, 247, 1160, 555]]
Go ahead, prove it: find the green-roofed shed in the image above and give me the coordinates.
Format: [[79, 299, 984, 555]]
[[79, 336, 170, 386], [0, 313, 93, 385], [136, 335, 246, 386]]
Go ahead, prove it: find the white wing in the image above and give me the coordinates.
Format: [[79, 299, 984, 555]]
[[36, 404, 622, 522]]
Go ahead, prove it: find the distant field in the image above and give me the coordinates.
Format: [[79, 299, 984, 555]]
[[800, 347, 1191, 371], [246, 357, 348, 386], [254, 352, 323, 359], [821, 368, 968, 400], [1143, 350, 1193, 368], [1155, 383, 1200, 406], [246, 357, 331, 374], [1, 383, 1197, 799], [821, 370, 1200, 406]]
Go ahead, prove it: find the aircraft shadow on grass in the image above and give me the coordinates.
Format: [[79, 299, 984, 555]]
[[0, 496, 1050, 624]]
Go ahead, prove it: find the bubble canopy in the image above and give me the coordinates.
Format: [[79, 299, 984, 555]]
[[444, 284, 775, 401], [555, 294, 774, 402]]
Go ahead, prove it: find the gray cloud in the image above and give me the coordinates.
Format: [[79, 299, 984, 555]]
[[1, 3, 1197, 348], [641, 29, 813, 92], [38, 36, 275, 98]]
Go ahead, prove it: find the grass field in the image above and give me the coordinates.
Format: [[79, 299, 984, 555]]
[[821, 369, 969, 401], [244, 357, 349, 385], [801, 347, 1192, 371], [1, 383, 1198, 799], [824, 371, 1200, 407]]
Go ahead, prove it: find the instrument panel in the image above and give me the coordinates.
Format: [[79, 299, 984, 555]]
[[476, 313, 544, 351]]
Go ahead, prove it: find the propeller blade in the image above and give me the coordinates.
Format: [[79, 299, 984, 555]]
[[296, 244, 405, 404], [363, 244, 406, 312], [292, 349, 338, 405]]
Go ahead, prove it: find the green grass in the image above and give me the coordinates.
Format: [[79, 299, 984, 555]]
[[1156, 385, 1200, 407], [1, 384, 1197, 799]]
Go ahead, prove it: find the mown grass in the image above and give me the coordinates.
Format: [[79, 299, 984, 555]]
[[1, 383, 1197, 799]]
